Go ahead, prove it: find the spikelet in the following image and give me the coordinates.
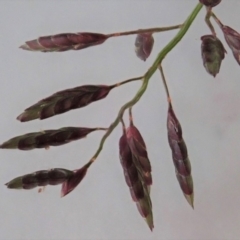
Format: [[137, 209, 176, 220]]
[[201, 35, 225, 77], [0, 127, 105, 150], [5, 168, 74, 190], [61, 162, 91, 197], [126, 123, 152, 190], [20, 32, 108, 52], [135, 33, 154, 61], [17, 85, 115, 122], [199, 0, 221, 7], [167, 104, 194, 208], [119, 123, 153, 231], [221, 25, 240, 65]]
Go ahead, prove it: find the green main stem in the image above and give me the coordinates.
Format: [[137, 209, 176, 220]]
[[89, 2, 203, 164]]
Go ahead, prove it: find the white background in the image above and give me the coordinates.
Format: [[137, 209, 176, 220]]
[[1, 1, 240, 239]]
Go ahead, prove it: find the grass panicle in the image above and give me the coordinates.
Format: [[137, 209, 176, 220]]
[[2, 3, 207, 231]]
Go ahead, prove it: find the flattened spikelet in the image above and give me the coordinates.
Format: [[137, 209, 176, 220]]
[[5, 168, 74, 190], [61, 162, 91, 197], [167, 104, 194, 208], [135, 33, 154, 61], [20, 32, 108, 52], [17, 85, 114, 122], [201, 35, 225, 77], [119, 127, 154, 230], [126, 124, 152, 189], [0, 127, 105, 150], [221, 25, 240, 65]]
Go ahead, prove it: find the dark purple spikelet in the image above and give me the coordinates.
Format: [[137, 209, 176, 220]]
[[17, 85, 114, 122], [5, 168, 73, 190], [20, 32, 108, 52], [167, 104, 194, 208], [135, 33, 154, 61], [61, 162, 91, 197], [201, 35, 226, 77], [126, 124, 152, 189], [199, 0, 221, 7], [119, 132, 143, 198], [119, 127, 154, 231], [221, 25, 240, 65], [0, 127, 104, 150]]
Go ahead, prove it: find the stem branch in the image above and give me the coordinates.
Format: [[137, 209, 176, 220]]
[[129, 107, 133, 126], [211, 12, 224, 28], [112, 76, 143, 88], [88, 2, 203, 165], [205, 7, 216, 36], [107, 24, 183, 38], [158, 65, 171, 104]]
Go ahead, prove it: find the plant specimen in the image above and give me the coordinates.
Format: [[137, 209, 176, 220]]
[[2, 0, 239, 231]]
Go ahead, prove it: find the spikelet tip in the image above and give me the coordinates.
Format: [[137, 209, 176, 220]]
[[19, 44, 31, 51], [184, 193, 194, 209]]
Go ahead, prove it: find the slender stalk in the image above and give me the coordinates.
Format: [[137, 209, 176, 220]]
[[211, 12, 224, 28], [112, 76, 143, 88], [89, 2, 203, 164], [107, 25, 183, 38], [96, 127, 109, 131], [129, 107, 133, 126], [84, 161, 93, 169], [120, 118, 126, 130], [158, 65, 171, 104], [205, 7, 216, 36]]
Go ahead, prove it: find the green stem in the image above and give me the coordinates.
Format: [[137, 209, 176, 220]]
[[211, 12, 223, 28], [158, 65, 171, 103], [89, 2, 203, 163], [111, 76, 143, 88], [107, 24, 183, 38], [129, 107, 133, 126], [205, 7, 216, 36]]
